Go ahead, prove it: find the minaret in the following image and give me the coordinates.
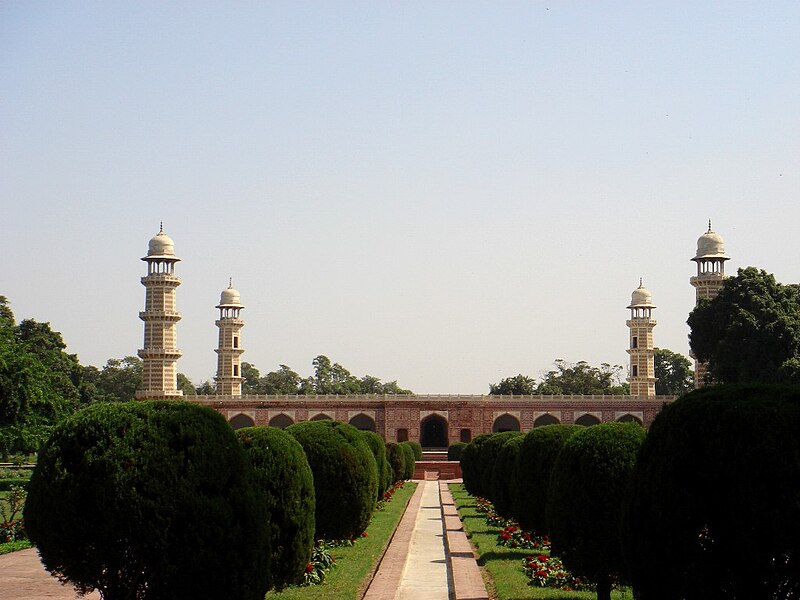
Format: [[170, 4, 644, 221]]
[[136, 225, 183, 399], [689, 221, 730, 388], [627, 279, 656, 397], [214, 280, 244, 396]]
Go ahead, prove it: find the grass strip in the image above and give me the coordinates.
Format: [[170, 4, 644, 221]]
[[267, 481, 418, 600], [450, 484, 633, 600], [0, 540, 32, 556]]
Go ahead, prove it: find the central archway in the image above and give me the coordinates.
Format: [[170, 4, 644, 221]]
[[420, 414, 448, 448]]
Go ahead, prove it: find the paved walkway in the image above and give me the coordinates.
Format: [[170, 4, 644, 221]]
[[0, 479, 487, 600]]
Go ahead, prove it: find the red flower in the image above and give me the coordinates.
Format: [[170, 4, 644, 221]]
[[305, 563, 313, 573], [536, 570, 547, 577], [362, 531, 368, 537], [537, 554, 548, 562]]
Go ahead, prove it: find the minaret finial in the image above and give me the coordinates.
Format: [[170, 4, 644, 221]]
[[639, 277, 643, 288], [229, 277, 232, 288], [159, 221, 163, 233], [707, 219, 712, 233]]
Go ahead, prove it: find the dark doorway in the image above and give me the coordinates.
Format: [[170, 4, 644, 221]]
[[575, 413, 601, 427], [397, 428, 409, 442], [268, 414, 293, 429], [421, 414, 448, 448], [229, 414, 255, 430], [349, 413, 376, 432], [493, 414, 521, 432]]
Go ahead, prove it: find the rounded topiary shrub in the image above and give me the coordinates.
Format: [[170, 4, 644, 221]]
[[386, 442, 406, 483], [24, 401, 270, 600], [237, 426, 315, 590], [398, 441, 416, 479], [408, 440, 423, 460], [625, 385, 800, 600], [361, 430, 391, 499], [513, 424, 581, 534], [548, 422, 646, 600], [460, 433, 494, 497], [286, 419, 378, 540], [489, 434, 524, 518], [478, 431, 521, 504], [447, 442, 467, 462]]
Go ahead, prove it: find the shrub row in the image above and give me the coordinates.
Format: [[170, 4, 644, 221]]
[[459, 384, 800, 600], [24, 404, 399, 600]]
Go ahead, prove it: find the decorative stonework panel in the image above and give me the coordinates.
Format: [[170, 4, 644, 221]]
[[268, 410, 295, 420], [420, 410, 449, 421], [228, 410, 255, 420], [348, 410, 376, 420]]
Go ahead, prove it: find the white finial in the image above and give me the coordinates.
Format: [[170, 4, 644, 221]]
[[159, 221, 163, 233], [708, 219, 712, 233], [229, 277, 233, 289]]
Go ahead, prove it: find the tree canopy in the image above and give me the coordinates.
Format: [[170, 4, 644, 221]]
[[653, 348, 693, 396], [490, 359, 629, 395], [688, 267, 800, 385]]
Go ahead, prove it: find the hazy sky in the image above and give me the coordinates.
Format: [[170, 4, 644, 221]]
[[2, 2, 798, 393]]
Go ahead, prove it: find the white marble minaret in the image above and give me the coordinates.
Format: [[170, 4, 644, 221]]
[[214, 280, 244, 396], [690, 221, 730, 388], [627, 280, 656, 397], [136, 225, 183, 399]]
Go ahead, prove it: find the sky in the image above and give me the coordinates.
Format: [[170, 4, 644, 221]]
[[2, 2, 799, 393]]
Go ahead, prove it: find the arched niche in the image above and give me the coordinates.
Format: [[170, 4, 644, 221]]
[[349, 413, 376, 432], [533, 413, 560, 427], [268, 414, 294, 429], [420, 414, 448, 447], [493, 413, 521, 433], [229, 413, 255, 430], [575, 413, 602, 427], [617, 413, 643, 425], [397, 428, 409, 442], [310, 413, 333, 421]]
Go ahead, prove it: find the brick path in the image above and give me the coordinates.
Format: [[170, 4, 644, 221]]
[[1, 479, 487, 600]]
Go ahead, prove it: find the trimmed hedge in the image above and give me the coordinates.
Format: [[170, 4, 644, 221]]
[[548, 422, 646, 600], [460, 433, 494, 497], [625, 385, 800, 600], [513, 424, 581, 534], [287, 420, 378, 540], [0, 478, 29, 491], [398, 441, 416, 480], [361, 431, 391, 499], [386, 442, 406, 484], [489, 434, 524, 518], [408, 440, 423, 460], [237, 426, 315, 589], [24, 401, 270, 600], [478, 431, 521, 504], [447, 442, 467, 462]]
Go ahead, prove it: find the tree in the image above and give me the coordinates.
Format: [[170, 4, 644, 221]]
[[261, 365, 302, 394], [624, 385, 800, 600], [176, 373, 196, 396], [241, 362, 263, 394], [25, 401, 271, 600], [654, 348, 693, 395], [537, 360, 629, 395], [548, 423, 646, 600], [489, 374, 537, 395], [85, 356, 142, 402], [688, 267, 800, 384]]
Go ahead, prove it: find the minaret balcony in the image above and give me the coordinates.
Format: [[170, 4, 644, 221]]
[[137, 348, 183, 360], [214, 348, 245, 355], [139, 310, 182, 322], [690, 273, 723, 286], [141, 274, 181, 285], [215, 318, 245, 327], [626, 319, 657, 327]]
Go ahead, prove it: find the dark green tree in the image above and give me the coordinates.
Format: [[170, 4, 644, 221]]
[[25, 401, 270, 600], [654, 348, 693, 395], [489, 374, 537, 395], [447, 441, 467, 461], [537, 360, 629, 395], [398, 441, 416, 480], [261, 365, 302, 394], [385, 442, 406, 484], [478, 432, 522, 506], [513, 424, 581, 534], [489, 434, 524, 518], [241, 362, 263, 394], [286, 420, 377, 540], [85, 356, 143, 402], [688, 267, 800, 384], [548, 422, 646, 600], [624, 385, 800, 600], [176, 373, 196, 396], [237, 426, 315, 590], [460, 433, 494, 497], [361, 430, 391, 499]]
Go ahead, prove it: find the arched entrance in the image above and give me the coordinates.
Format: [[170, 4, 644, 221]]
[[229, 414, 255, 430], [617, 413, 643, 425], [268, 414, 294, 429], [493, 413, 521, 432], [533, 413, 560, 427], [349, 413, 376, 432], [420, 414, 448, 448], [575, 413, 601, 427], [310, 413, 332, 421]]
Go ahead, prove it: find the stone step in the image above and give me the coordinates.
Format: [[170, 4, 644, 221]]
[[413, 460, 462, 481]]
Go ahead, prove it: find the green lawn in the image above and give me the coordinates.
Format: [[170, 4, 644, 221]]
[[266, 481, 417, 600], [450, 484, 633, 600]]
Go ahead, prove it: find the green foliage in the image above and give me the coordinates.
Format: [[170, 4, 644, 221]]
[[460, 433, 494, 497], [489, 434, 523, 518], [398, 441, 415, 479], [688, 267, 800, 384], [624, 385, 800, 600], [489, 360, 629, 395], [361, 431, 391, 499], [489, 374, 538, 395], [408, 440, 422, 460], [548, 422, 646, 600], [286, 420, 377, 540], [237, 426, 315, 590], [24, 401, 270, 600], [447, 442, 467, 461], [82, 356, 143, 402], [653, 348, 693, 395], [513, 424, 581, 534], [478, 432, 521, 505], [385, 442, 406, 484]]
